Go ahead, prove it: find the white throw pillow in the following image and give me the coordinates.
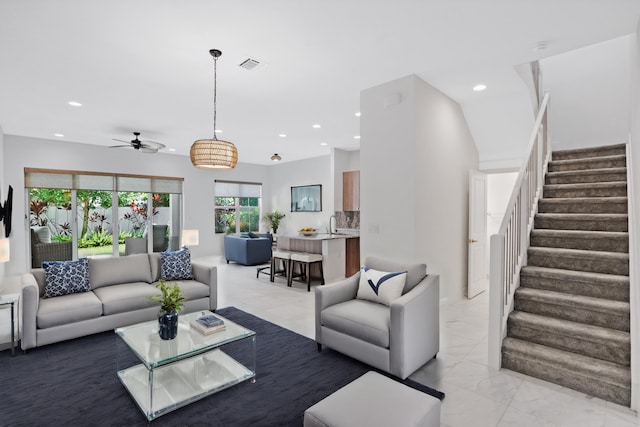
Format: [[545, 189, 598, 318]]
[[356, 267, 407, 306]]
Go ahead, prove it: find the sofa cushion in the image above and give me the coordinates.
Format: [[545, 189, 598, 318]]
[[32, 226, 51, 244], [321, 299, 390, 348], [173, 279, 210, 300], [89, 254, 152, 289], [93, 282, 160, 316], [37, 290, 103, 329], [43, 258, 91, 298], [149, 252, 162, 282], [356, 267, 406, 306], [364, 256, 426, 294], [160, 247, 194, 280]]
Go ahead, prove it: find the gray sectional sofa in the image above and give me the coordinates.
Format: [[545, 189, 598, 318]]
[[20, 252, 217, 351]]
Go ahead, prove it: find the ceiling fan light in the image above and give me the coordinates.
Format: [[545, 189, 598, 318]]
[[190, 139, 238, 169]]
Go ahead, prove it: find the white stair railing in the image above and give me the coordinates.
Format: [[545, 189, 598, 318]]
[[488, 90, 551, 369]]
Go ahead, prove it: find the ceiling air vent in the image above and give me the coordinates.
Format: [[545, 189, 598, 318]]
[[238, 57, 262, 71]]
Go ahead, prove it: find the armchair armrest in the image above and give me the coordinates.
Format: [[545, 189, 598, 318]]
[[314, 272, 360, 343], [21, 273, 40, 351], [192, 262, 217, 311], [389, 274, 440, 379]]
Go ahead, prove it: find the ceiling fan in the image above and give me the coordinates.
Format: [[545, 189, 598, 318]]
[[110, 132, 166, 153]]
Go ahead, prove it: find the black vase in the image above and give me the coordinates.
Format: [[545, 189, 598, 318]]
[[158, 310, 179, 340]]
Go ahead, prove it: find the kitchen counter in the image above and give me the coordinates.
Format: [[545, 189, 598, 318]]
[[282, 233, 359, 240], [277, 233, 360, 282]]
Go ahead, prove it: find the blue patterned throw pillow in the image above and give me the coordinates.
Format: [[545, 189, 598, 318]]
[[356, 266, 407, 306], [43, 258, 91, 298], [160, 247, 194, 280]]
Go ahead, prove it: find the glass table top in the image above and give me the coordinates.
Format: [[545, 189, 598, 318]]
[[116, 311, 255, 369]]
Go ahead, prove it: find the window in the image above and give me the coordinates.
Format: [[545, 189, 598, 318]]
[[25, 169, 183, 266], [214, 180, 261, 234]]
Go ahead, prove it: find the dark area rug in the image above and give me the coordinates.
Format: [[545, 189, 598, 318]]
[[0, 307, 444, 426]]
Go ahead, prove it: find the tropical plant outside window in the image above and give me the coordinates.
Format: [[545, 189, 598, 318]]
[[29, 189, 172, 258], [214, 197, 260, 233]]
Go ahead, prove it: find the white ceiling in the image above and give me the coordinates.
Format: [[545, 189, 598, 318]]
[[1, 1, 639, 165]]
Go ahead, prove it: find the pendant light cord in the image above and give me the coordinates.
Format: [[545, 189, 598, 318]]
[[213, 54, 218, 141]]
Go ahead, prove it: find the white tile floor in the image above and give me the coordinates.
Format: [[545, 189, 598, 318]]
[[203, 257, 640, 427]]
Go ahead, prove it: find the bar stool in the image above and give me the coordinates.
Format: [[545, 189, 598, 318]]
[[288, 252, 324, 292], [270, 250, 292, 282]]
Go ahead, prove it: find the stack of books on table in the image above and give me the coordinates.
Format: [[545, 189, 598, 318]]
[[190, 313, 226, 335]]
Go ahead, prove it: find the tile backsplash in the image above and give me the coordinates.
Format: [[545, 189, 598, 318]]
[[335, 211, 359, 229]]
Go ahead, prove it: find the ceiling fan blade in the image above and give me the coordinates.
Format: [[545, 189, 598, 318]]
[[109, 144, 133, 149], [112, 138, 130, 144], [140, 147, 159, 153], [140, 141, 166, 150]]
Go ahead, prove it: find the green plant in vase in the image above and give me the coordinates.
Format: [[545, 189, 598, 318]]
[[263, 210, 285, 234], [149, 280, 186, 340]]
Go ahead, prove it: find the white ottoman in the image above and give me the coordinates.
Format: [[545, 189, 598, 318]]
[[304, 371, 441, 427]]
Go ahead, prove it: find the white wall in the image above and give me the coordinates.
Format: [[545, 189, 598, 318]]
[[2, 135, 270, 275], [487, 172, 518, 237], [267, 155, 334, 235], [361, 74, 479, 302], [0, 126, 4, 281], [331, 148, 360, 212], [542, 35, 632, 150], [628, 19, 640, 412]]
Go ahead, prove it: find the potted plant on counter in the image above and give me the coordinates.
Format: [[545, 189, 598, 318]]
[[150, 280, 186, 340], [263, 210, 285, 235]]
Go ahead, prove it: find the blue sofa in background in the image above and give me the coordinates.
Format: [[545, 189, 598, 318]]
[[224, 233, 273, 266]]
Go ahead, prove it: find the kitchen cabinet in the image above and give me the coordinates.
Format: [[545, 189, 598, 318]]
[[342, 171, 360, 211]]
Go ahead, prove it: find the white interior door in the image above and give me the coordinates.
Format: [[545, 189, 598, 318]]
[[468, 170, 487, 298]]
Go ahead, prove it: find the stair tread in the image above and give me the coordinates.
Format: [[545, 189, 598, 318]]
[[521, 266, 630, 285], [528, 246, 629, 260], [530, 229, 628, 239], [549, 154, 626, 165], [546, 167, 627, 177], [535, 213, 628, 219], [552, 144, 627, 159], [544, 182, 626, 190], [502, 337, 630, 386], [539, 196, 627, 203], [515, 288, 630, 316]]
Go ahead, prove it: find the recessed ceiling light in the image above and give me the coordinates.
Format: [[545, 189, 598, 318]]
[[279, 134, 287, 138], [271, 153, 282, 161], [214, 129, 223, 133], [54, 133, 64, 137], [68, 101, 82, 107], [473, 84, 487, 92], [312, 124, 321, 129], [355, 112, 361, 117], [168, 148, 176, 152], [320, 142, 328, 146], [354, 136, 361, 139]]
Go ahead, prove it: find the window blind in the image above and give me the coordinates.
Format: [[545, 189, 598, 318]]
[[215, 180, 261, 198]]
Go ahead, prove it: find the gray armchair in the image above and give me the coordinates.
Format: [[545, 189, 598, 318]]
[[315, 256, 439, 379]]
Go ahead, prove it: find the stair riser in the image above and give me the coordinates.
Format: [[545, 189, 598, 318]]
[[534, 216, 628, 232], [520, 275, 629, 302], [552, 146, 626, 161], [545, 173, 627, 185], [527, 252, 629, 275], [543, 185, 627, 199], [508, 322, 629, 365], [514, 299, 630, 332], [538, 201, 627, 214], [548, 158, 626, 172], [502, 354, 630, 407], [530, 235, 628, 253]]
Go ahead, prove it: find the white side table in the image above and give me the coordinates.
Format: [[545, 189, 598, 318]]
[[0, 294, 18, 355]]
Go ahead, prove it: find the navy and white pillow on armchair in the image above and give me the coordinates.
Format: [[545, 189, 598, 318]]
[[356, 266, 407, 306]]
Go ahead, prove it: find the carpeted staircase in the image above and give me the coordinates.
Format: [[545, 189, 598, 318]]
[[501, 143, 631, 406]]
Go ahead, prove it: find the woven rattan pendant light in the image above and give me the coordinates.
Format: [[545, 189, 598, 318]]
[[190, 49, 238, 169]]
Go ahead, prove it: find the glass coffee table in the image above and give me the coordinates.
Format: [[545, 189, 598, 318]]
[[115, 310, 256, 421]]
